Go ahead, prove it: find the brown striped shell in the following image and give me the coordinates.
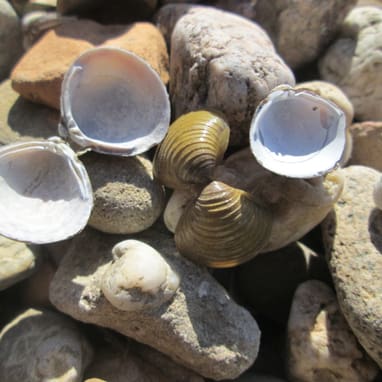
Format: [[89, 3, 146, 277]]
[[153, 110, 230, 191], [174, 181, 272, 268]]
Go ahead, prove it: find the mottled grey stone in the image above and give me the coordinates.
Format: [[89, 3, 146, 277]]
[[322, 165, 382, 368]]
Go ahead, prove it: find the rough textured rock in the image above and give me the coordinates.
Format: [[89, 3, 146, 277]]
[[319, 6, 382, 121], [236, 242, 331, 324], [83, 153, 165, 234], [322, 165, 382, 368], [348, 121, 382, 172], [11, 20, 169, 109], [0, 308, 93, 382], [287, 280, 378, 382], [0, 0, 23, 80], [170, 6, 295, 147], [0, 79, 59, 144], [0, 235, 41, 291], [254, 0, 356, 69], [49, 226, 260, 380]]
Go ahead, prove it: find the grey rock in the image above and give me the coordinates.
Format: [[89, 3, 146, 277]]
[[0, 79, 59, 144], [287, 280, 378, 382], [83, 153, 166, 234], [322, 165, 382, 368], [226, 373, 286, 382], [319, 6, 382, 121], [0, 0, 23, 80], [0, 235, 41, 291], [169, 6, 295, 146], [0, 308, 93, 382], [49, 226, 260, 380]]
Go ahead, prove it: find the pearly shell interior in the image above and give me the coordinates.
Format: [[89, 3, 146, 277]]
[[0, 139, 93, 244], [249, 86, 346, 178], [60, 47, 171, 156]]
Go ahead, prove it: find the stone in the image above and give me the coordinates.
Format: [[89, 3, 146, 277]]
[[0, 79, 59, 144], [348, 121, 382, 172], [374, 176, 382, 210], [49, 226, 261, 380], [170, 6, 295, 147], [83, 152, 165, 234], [0, 308, 93, 382], [227, 373, 286, 382], [254, 0, 356, 69], [213, 0, 257, 20], [236, 242, 332, 324], [0, 235, 41, 291], [322, 165, 382, 368], [287, 280, 378, 382], [11, 20, 169, 109], [319, 6, 382, 121], [0, 0, 23, 80]]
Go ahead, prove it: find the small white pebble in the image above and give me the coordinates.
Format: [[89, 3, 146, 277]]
[[373, 176, 382, 210]]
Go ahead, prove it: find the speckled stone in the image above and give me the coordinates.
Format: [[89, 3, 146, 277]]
[[49, 226, 260, 380], [322, 165, 382, 368]]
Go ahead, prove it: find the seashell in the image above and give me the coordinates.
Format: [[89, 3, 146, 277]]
[[175, 181, 272, 268], [373, 176, 382, 210], [0, 138, 93, 244], [249, 85, 347, 178], [153, 110, 230, 190], [101, 240, 180, 311], [60, 46, 171, 156]]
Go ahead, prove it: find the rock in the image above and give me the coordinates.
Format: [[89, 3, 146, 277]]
[[254, 0, 356, 69], [287, 280, 378, 382], [11, 20, 169, 109], [227, 373, 286, 382], [319, 6, 382, 121], [0, 235, 41, 291], [0, 79, 59, 144], [0, 308, 93, 382], [0, 0, 23, 80], [213, 0, 257, 20], [357, 0, 382, 7], [374, 176, 382, 209], [348, 121, 382, 172], [49, 226, 260, 380], [170, 6, 295, 147], [236, 242, 332, 324], [83, 153, 165, 234], [322, 165, 382, 368]]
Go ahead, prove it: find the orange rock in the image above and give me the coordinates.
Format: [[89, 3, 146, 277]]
[[11, 20, 169, 109]]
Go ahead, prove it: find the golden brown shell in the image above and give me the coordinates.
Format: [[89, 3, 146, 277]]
[[174, 181, 272, 268], [153, 110, 230, 190]]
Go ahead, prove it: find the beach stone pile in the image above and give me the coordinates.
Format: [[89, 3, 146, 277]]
[[0, 1, 382, 381]]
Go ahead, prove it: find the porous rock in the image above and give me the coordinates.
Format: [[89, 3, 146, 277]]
[[0, 308, 93, 382], [322, 165, 382, 368], [253, 0, 356, 69], [11, 20, 169, 109], [348, 121, 382, 172], [170, 6, 295, 146], [287, 280, 378, 382], [0, 79, 59, 144], [49, 226, 260, 380], [0, 0, 23, 80], [83, 153, 165, 234], [0, 235, 41, 291], [319, 6, 382, 121]]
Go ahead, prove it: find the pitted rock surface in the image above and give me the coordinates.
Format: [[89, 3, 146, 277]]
[[49, 226, 260, 380], [322, 165, 382, 368]]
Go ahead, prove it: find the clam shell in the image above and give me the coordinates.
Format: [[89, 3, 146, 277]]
[[153, 110, 230, 190], [249, 85, 346, 178], [0, 138, 93, 244], [175, 181, 272, 268], [60, 47, 171, 156]]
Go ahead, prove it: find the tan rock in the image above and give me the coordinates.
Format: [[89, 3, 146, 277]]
[[11, 20, 169, 109]]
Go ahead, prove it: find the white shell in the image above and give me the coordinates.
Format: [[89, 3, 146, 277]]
[[0, 138, 93, 244], [101, 240, 180, 311], [60, 47, 171, 156], [164, 189, 194, 233], [249, 85, 347, 178], [373, 176, 382, 210]]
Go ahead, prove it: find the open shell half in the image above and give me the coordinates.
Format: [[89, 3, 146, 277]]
[[249, 85, 346, 178], [0, 139, 93, 244], [60, 47, 171, 156]]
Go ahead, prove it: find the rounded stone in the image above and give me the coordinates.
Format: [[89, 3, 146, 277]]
[[83, 152, 165, 234]]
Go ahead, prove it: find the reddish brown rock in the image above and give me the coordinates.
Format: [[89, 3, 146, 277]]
[[11, 20, 169, 109]]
